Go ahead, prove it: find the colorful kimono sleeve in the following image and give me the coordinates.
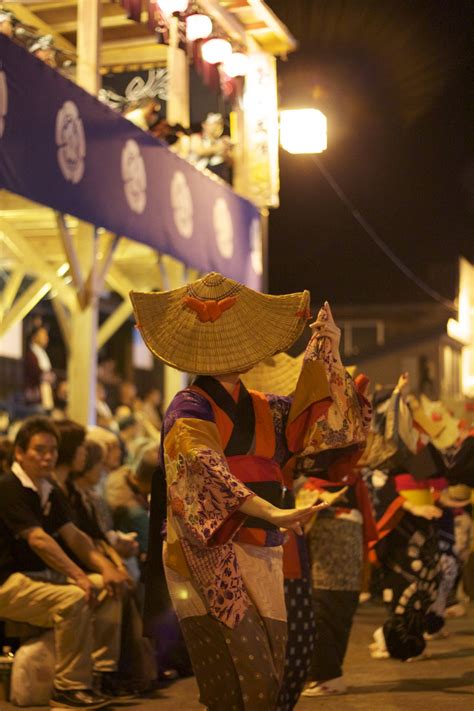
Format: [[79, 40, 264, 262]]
[[286, 330, 371, 455], [163, 390, 253, 549], [385, 389, 419, 455]]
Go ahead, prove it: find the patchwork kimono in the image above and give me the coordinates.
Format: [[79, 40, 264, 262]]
[[156, 331, 370, 710]]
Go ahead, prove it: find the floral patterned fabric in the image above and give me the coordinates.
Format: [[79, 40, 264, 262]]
[[299, 317, 371, 458]]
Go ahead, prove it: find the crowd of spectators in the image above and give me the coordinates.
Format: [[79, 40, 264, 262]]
[[0, 357, 190, 708]]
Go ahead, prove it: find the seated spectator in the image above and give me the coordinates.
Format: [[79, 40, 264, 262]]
[[55, 422, 136, 561], [87, 426, 122, 474], [0, 416, 129, 709], [188, 112, 232, 182], [0, 10, 15, 37], [68, 438, 157, 692], [116, 380, 140, 413], [70, 439, 138, 562], [24, 324, 56, 413], [0, 435, 14, 475], [117, 415, 141, 463], [105, 440, 158, 558], [29, 34, 58, 68], [96, 382, 114, 429], [52, 379, 69, 421], [97, 356, 121, 412], [141, 387, 163, 432], [123, 99, 161, 131]]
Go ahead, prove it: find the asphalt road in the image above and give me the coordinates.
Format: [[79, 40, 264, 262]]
[[2, 601, 473, 710]]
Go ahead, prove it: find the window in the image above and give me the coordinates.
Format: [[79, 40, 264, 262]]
[[340, 320, 384, 357], [442, 345, 461, 400]]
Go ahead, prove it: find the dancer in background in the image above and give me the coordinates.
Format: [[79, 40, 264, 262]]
[[298, 371, 376, 697], [363, 374, 443, 661]]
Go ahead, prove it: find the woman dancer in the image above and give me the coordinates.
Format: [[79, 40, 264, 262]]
[[131, 273, 369, 710]]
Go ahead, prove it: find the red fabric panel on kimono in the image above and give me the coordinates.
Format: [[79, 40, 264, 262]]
[[227, 455, 283, 484], [250, 390, 277, 458], [209, 509, 248, 547], [282, 530, 302, 579]]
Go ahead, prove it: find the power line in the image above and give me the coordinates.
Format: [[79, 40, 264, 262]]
[[311, 155, 457, 312]]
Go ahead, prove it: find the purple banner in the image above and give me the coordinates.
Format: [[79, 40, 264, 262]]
[[0, 36, 263, 288]]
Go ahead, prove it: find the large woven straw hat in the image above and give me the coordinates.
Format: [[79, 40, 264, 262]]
[[130, 272, 310, 375], [241, 352, 304, 395], [242, 357, 358, 396]]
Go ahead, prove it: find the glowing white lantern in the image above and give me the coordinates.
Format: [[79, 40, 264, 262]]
[[201, 38, 232, 65], [279, 109, 327, 154], [186, 13, 212, 41], [222, 51, 248, 77], [158, 0, 189, 16]]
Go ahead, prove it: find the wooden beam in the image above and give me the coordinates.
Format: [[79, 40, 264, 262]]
[[0, 219, 77, 310], [76, 0, 101, 95], [26, 1, 89, 11], [94, 232, 118, 294], [51, 296, 71, 352], [53, 10, 149, 34], [0, 278, 52, 338], [245, 0, 297, 53], [97, 299, 133, 348], [56, 213, 86, 306], [159, 254, 185, 291], [101, 39, 168, 69], [67, 225, 98, 425], [196, 0, 249, 46], [105, 263, 136, 300], [8, 2, 77, 53], [0, 266, 25, 317]]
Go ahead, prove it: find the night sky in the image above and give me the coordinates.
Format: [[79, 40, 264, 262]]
[[266, 0, 473, 305]]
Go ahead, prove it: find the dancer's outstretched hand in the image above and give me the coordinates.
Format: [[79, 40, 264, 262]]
[[411, 504, 443, 520], [269, 503, 328, 535]]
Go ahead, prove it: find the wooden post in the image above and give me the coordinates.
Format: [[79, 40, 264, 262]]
[[67, 0, 101, 424], [76, 0, 101, 95], [67, 223, 99, 425], [160, 256, 188, 408], [166, 15, 190, 129]]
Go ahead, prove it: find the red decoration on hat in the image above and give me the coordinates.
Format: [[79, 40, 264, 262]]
[[183, 296, 237, 322]]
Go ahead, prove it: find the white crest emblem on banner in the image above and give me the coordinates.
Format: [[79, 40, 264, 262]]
[[213, 198, 234, 259], [0, 71, 8, 138], [250, 218, 263, 275], [55, 101, 86, 184], [170, 171, 193, 238], [121, 139, 147, 214]]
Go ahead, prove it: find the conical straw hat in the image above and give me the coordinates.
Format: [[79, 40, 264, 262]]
[[242, 357, 358, 396], [241, 352, 305, 395], [130, 272, 310, 375], [417, 394, 462, 450]]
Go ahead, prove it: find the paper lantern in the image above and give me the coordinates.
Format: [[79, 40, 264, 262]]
[[222, 51, 248, 77], [186, 13, 212, 41], [201, 38, 232, 65]]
